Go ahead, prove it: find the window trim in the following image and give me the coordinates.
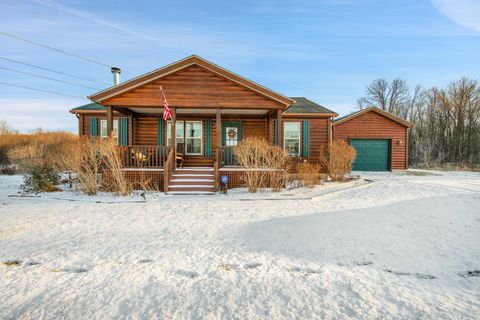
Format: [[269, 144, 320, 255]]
[[283, 121, 301, 157]]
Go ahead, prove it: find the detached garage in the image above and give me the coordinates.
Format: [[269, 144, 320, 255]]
[[333, 107, 413, 171]]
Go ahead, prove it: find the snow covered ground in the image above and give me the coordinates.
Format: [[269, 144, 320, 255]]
[[0, 170, 479, 319]]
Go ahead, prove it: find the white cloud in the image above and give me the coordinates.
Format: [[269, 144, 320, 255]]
[[431, 0, 480, 32]]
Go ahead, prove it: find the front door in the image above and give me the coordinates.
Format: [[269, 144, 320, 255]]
[[222, 122, 242, 165]]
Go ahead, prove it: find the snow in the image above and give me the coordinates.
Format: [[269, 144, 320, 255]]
[[0, 170, 479, 319]]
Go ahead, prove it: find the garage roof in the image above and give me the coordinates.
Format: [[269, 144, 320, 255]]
[[334, 107, 413, 128]]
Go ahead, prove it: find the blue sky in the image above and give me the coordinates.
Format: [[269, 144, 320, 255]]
[[1, 0, 479, 132]]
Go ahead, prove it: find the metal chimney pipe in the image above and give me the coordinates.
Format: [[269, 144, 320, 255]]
[[111, 67, 121, 85]]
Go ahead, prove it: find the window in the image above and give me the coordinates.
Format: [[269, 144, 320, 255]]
[[166, 121, 203, 155], [100, 119, 119, 144], [185, 121, 203, 155], [225, 127, 239, 146], [284, 122, 301, 156], [167, 121, 185, 151]]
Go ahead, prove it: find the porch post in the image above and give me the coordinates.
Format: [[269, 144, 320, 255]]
[[216, 108, 222, 161], [171, 107, 176, 152], [276, 109, 283, 147], [107, 106, 113, 139]]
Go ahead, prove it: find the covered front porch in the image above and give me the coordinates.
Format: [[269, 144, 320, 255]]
[[107, 106, 286, 191], [113, 106, 285, 168]]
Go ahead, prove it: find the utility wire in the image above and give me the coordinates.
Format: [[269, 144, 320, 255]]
[[0, 56, 109, 85], [0, 81, 84, 98], [0, 65, 101, 90], [0, 31, 122, 71]]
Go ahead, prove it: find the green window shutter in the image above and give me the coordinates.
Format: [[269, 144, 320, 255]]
[[302, 120, 310, 158], [119, 118, 129, 146], [205, 120, 213, 157], [89, 117, 98, 136], [274, 120, 278, 145], [238, 121, 243, 142], [157, 118, 164, 146]]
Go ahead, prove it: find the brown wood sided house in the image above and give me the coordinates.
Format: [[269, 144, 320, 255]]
[[70, 55, 338, 193], [333, 107, 413, 171]]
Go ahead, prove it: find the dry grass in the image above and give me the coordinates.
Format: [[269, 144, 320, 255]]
[[5, 130, 78, 171], [320, 140, 356, 181], [2, 126, 134, 195]]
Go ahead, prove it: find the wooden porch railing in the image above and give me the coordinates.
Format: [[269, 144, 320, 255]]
[[221, 146, 239, 167], [119, 145, 172, 168], [163, 148, 175, 192]]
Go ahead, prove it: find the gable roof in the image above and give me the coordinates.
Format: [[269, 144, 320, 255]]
[[284, 97, 337, 116], [89, 55, 294, 106], [333, 107, 413, 128]]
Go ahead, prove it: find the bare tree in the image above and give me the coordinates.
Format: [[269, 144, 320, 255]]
[[357, 78, 410, 114]]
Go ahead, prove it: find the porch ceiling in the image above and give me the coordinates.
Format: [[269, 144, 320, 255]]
[[127, 107, 269, 115]]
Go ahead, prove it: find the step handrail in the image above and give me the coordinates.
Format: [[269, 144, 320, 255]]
[[163, 148, 175, 193]]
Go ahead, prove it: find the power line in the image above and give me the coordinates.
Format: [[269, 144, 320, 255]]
[[0, 31, 120, 71], [0, 56, 109, 85], [0, 65, 101, 90], [0, 81, 84, 98]]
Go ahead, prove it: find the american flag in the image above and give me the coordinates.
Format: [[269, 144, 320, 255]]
[[160, 86, 172, 121]]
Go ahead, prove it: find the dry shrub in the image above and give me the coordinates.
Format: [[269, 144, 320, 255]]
[[320, 140, 356, 181], [59, 138, 132, 195], [296, 162, 322, 187], [265, 145, 290, 192], [235, 137, 288, 192], [98, 139, 132, 195], [59, 138, 102, 195]]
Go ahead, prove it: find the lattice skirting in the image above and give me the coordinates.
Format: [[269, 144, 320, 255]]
[[219, 169, 285, 189], [103, 170, 165, 191]]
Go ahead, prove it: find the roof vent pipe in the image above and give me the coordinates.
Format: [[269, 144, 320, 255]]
[[111, 67, 121, 85]]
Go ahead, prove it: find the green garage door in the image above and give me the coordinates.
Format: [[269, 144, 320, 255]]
[[350, 139, 390, 171]]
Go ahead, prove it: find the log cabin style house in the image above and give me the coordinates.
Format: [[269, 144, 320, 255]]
[[70, 55, 412, 193]]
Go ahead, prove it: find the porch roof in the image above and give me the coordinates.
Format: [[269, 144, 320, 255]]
[[70, 97, 338, 116]]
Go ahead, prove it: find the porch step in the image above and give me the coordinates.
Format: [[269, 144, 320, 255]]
[[166, 191, 216, 195], [167, 166, 216, 194], [176, 167, 213, 172], [169, 179, 214, 186]]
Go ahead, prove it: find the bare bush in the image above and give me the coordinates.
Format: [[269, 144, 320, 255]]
[[235, 137, 289, 192], [265, 145, 289, 192], [320, 140, 356, 181], [235, 137, 268, 193], [59, 138, 102, 195], [99, 139, 132, 195]]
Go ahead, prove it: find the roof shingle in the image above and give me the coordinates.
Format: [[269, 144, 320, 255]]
[[284, 97, 337, 115]]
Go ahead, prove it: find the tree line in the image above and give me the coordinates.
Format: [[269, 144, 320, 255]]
[[357, 77, 480, 169]]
